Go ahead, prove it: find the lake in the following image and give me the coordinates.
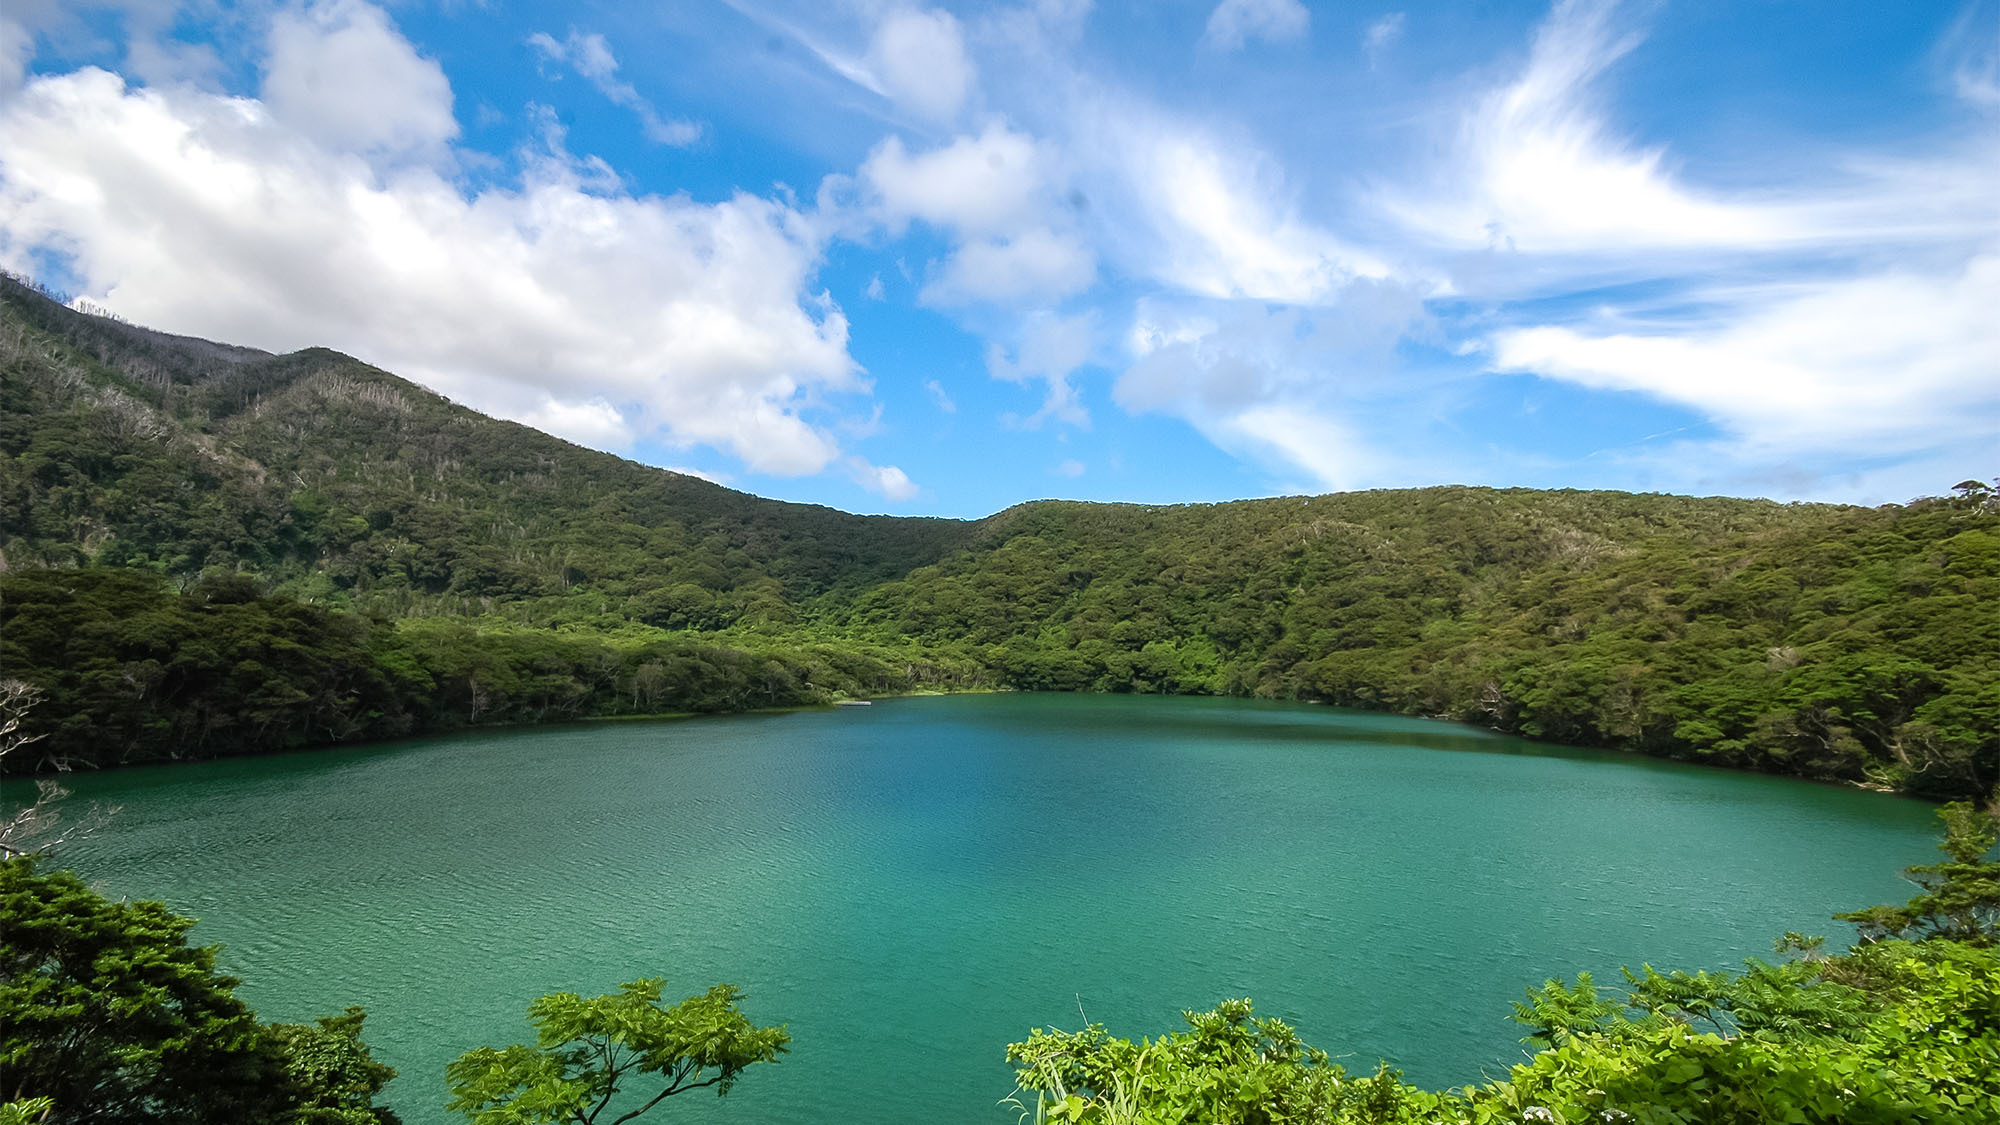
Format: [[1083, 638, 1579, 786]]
[[38, 694, 1940, 1123]]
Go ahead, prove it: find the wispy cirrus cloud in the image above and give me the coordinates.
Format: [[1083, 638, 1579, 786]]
[[1488, 255, 2000, 458], [1427, 0, 2000, 493], [986, 310, 1096, 428], [1201, 0, 1310, 52], [527, 27, 701, 146], [1383, 0, 1801, 255]]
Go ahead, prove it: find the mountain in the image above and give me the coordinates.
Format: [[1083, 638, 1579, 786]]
[[3, 273, 1995, 798], [0, 274, 977, 624]]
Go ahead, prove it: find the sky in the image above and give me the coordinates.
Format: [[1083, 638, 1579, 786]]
[[0, 1, 1995, 518]]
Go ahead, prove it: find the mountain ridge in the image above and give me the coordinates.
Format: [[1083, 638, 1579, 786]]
[[3, 273, 1994, 799]]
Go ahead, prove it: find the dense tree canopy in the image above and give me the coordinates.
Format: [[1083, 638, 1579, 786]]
[[0, 858, 397, 1125], [3, 273, 1995, 798]]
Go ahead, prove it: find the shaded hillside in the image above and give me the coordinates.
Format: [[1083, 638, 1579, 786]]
[[0, 273, 978, 625], [2, 274, 1994, 797]]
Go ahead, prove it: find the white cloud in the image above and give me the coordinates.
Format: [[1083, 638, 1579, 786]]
[[1379, 0, 1821, 254], [868, 8, 974, 123], [1488, 253, 2000, 452], [1, 0, 230, 92], [527, 28, 701, 146], [1364, 13, 1405, 62], [860, 124, 1046, 236], [0, 16, 29, 92], [261, 0, 457, 160], [924, 227, 1094, 304], [127, 34, 224, 88], [1054, 458, 1085, 477], [0, 65, 871, 479], [1116, 291, 1423, 489], [1121, 307, 1282, 416], [857, 123, 1093, 305], [1938, 4, 2000, 110], [1120, 308, 1382, 490], [1373, 0, 2000, 268], [986, 310, 1095, 427], [519, 396, 635, 449], [847, 457, 921, 501], [1202, 0, 1310, 52], [1366, 0, 2000, 496], [1141, 135, 1390, 302], [1225, 406, 1375, 490], [924, 378, 956, 413], [659, 463, 731, 485]]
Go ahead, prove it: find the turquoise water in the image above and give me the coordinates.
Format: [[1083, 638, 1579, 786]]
[[38, 694, 1939, 1123]]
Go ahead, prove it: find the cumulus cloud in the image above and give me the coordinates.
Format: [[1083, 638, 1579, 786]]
[[127, 34, 225, 88], [0, 16, 29, 91], [262, 0, 458, 160], [846, 456, 921, 501], [868, 7, 974, 123], [0, 0, 233, 92], [0, 59, 870, 478], [924, 227, 1095, 304], [860, 124, 1047, 235], [10, 0, 1988, 510], [1202, 0, 1310, 52], [527, 27, 701, 146], [518, 396, 635, 449], [857, 123, 1094, 305]]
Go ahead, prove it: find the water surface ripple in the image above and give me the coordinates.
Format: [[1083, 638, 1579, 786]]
[[42, 695, 1937, 1123]]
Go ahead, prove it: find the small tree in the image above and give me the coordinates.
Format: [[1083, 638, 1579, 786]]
[[268, 1008, 403, 1125], [0, 859, 396, 1124], [1003, 999, 1444, 1124], [445, 979, 788, 1125], [1836, 797, 2000, 945]]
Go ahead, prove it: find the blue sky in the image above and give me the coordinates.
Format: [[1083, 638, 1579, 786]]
[[1, 0, 1994, 517]]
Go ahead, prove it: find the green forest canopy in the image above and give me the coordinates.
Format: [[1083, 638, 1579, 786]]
[[2, 272, 1996, 798]]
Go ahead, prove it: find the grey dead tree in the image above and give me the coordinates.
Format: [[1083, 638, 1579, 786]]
[[0, 679, 118, 858]]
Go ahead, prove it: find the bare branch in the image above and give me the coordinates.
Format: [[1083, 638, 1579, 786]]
[[0, 679, 118, 857]]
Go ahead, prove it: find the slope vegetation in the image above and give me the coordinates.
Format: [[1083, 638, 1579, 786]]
[[2, 275, 1994, 797]]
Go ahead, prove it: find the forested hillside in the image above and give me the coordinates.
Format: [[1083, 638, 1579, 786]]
[[835, 489, 2000, 798], [3, 274, 1994, 797], [0, 273, 975, 624]]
